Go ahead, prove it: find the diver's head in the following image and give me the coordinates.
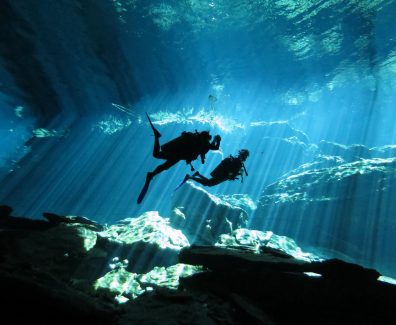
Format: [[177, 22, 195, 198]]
[[238, 149, 249, 161]]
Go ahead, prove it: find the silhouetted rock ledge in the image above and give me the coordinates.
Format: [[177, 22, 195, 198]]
[[0, 206, 395, 324], [179, 245, 380, 282], [43, 212, 104, 231], [178, 246, 395, 324]]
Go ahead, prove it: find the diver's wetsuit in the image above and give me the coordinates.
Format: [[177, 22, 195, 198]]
[[187, 172, 225, 187], [149, 132, 179, 178], [184, 151, 248, 188], [137, 113, 221, 204], [148, 130, 220, 180]]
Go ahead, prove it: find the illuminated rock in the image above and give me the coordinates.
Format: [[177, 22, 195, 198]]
[[370, 144, 396, 158], [255, 158, 396, 277], [94, 263, 203, 302], [216, 228, 321, 262], [318, 140, 371, 161], [98, 211, 190, 273], [43, 212, 104, 231], [1, 209, 395, 325], [99, 211, 189, 250], [217, 194, 257, 212], [171, 182, 248, 244]]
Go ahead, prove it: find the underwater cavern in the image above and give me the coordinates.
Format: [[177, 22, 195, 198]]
[[1, 0, 396, 324]]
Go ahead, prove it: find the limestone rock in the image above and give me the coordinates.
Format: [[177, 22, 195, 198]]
[[171, 182, 248, 244], [1, 208, 395, 325], [216, 228, 321, 262], [178, 245, 394, 325], [98, 211, 190, 273], [0, 204, 53, 230], [94, 263, 203, 302], [318, 141, 371, 161], [370, 144, 396, 158], [255, 158, 396, 277], [43, 212, 104, 231], [217, 194, 257, 212]]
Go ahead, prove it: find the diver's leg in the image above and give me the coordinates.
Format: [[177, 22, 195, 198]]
[[195, 172, 209, 181], [138, 159, 178, 204], [189, 176, 210, 186], [150, 159, 178, 178], [206, 178, 223, 186], [189, 176, 222, 187], [152, 135, 166, 159]]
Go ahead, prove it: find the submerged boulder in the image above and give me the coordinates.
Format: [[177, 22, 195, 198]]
[[94, 263, 203, 303], [3, 221, 98, 281], [0, 212, 116, 324], [0, 204, 53, 230], [255, 158, 396, 277], [43, 212, 104, 231], [217, 194, 257, 212], [179, 245, 379, 280], [216, 228, 321, 262], [177, 245, 392, 324], [0, 210, 190, 291], [99, 211, 189, 250], [98, 211, 190, 273], [171, 182, 248, 244]]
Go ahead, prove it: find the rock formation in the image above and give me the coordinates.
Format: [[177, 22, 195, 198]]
[[255, 158, 396, 277], [1, 206, 395, 324], [171, 182, 248, 244]]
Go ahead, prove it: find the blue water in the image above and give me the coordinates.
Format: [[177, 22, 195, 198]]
[[1, 1, 396, 276]]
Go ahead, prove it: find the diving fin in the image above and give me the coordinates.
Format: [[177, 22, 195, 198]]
[[174, 175, 190, 191], [146, 112, 161, 138], [137, 173, 153, 204]]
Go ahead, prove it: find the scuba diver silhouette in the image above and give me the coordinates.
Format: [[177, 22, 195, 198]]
[[179, 149, 249, 188], [137, 113, 221, 204]]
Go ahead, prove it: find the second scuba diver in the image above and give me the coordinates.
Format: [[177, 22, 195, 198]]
[[181, 149, 249, 187]]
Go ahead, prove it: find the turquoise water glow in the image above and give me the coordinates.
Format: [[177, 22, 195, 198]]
[[1, 0, 396, 277]]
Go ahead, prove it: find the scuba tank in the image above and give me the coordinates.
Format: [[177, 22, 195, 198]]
[[210, 156, 242, 180], [160, 131, 198, 156]]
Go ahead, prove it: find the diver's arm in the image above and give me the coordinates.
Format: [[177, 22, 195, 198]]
[[200, 153, 205, 164], [242, 163, 248, 176], [210, 135, 221, 150], [185, 157, 195, 171]]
